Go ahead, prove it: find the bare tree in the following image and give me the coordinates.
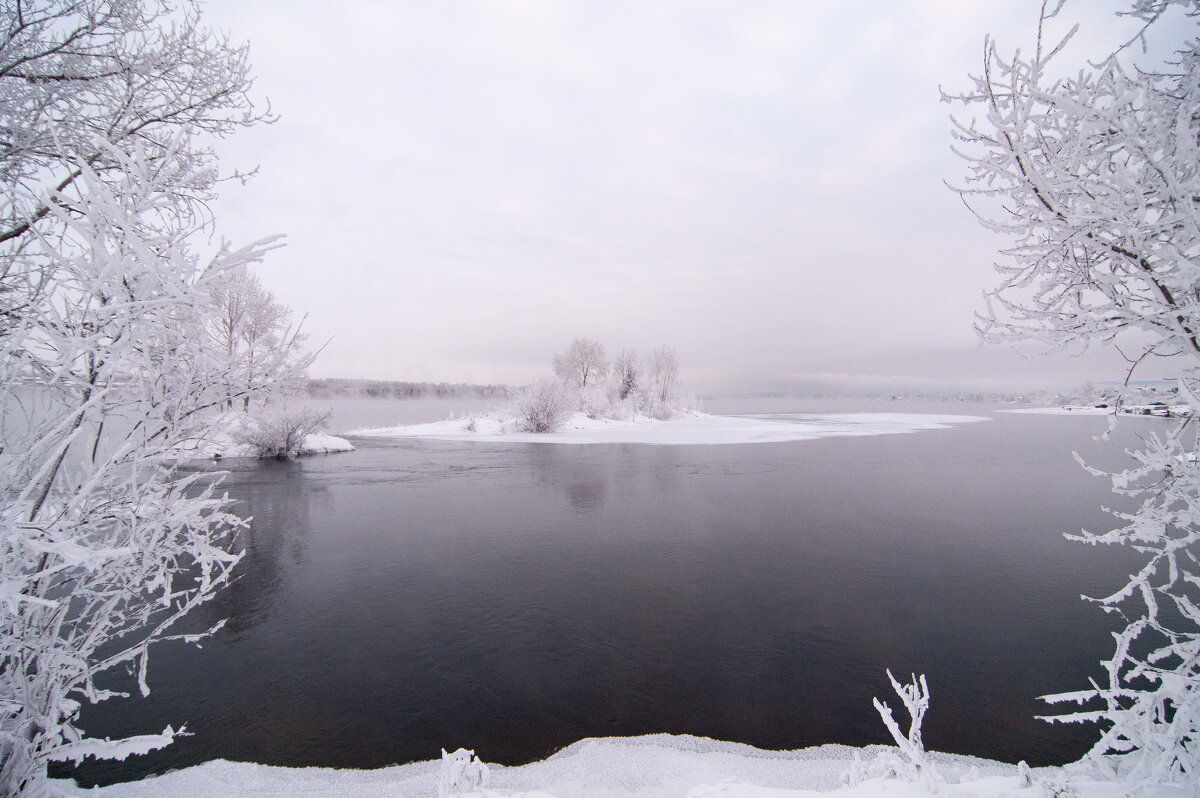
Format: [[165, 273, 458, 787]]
[[552, 337, 608, 389], [948, 0, 1200, 786], [647, 345, 679, 403], [0, 2, 281, 793]]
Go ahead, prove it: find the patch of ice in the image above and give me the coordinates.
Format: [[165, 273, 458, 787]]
[[348, 412, 989, 446]]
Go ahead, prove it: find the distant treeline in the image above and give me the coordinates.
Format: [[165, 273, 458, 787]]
[[304, 378, 509, 400]]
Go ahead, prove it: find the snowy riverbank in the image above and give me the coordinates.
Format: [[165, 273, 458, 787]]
[[348, 411, 989, 446], [51, 734, 1160, 798], [1004, 404, 1191, 417]]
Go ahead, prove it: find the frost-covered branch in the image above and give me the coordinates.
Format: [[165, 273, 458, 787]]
[[948, 0, 1200, 789], [945, 1, 1200, 364], [872, 670, 937, 789], [1040, 395, 1200, 784]]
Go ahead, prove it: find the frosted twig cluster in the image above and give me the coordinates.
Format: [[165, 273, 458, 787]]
[[1040, 396, 1200, 784]]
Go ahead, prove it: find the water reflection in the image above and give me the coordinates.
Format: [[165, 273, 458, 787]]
[[222, 458, 318, 634], [526, 444, 687, 512]]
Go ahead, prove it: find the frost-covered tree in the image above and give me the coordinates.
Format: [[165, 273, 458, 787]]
[[207, 270, 308, 411], [947, 0, 1200, 786], [552, 337, 607, 389], [612, 349, 640, 401], [646, 344, 679, 405], [0, 2, 279, 793]]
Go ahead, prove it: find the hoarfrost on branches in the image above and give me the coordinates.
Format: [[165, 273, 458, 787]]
[[535, 338, 689, 425], [234, 406, 333, 460], [645, 345, 681, 419], [872, 670, 938, 790], [947, 0, 1200, 787], [945, 0, 1200, 367], [512, 378, 574, 433], [0, 1, 293, 793], [552, 337, 608, 389], [612, 349, 641, 401], [205, 270, 310, 412]]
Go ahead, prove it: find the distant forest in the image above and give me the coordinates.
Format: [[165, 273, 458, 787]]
[[304, 378, 510, 400]]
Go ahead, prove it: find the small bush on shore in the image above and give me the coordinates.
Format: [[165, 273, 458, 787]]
[[237, 407, 333, 459]]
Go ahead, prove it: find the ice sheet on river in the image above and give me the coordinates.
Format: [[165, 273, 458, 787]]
[[348, 411, 989, 445]]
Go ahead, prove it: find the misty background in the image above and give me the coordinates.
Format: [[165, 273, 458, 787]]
[[199, 0, 1170, 395]]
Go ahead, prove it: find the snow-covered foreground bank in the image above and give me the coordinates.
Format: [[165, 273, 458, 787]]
[[349, 412, 989, 446], [51, 735, 1158, 798]]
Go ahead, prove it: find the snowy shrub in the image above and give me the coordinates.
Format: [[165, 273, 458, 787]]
[[579, 383, 616, 420], [439, 748, 489, 797], [512, 378, 574, 433], [872, 670, 938, 789], [235, 407, 333, 459]]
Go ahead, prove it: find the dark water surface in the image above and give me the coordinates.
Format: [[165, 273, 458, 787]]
[[63, 404, 1155, 786]]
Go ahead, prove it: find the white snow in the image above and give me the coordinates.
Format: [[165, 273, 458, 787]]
[[298, 431, 358, 455], [1002, 406, 1113, 416], [50, 734, 1166, 798], [348, 412, 989, 446]]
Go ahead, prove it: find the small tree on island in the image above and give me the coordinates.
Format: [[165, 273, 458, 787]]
[[645, 345, 681, 418], [612, 349, 641, 401], [207, 270, 310, 411], [552, 337, 608, 389], [947, 0, 1200, 786]]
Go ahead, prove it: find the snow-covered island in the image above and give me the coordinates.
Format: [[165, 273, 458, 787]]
[[173, 410, 355, 460], [349, 410, 990, 446]]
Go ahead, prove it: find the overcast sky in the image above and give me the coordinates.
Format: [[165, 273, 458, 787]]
[[200, 0, 1156, 392]]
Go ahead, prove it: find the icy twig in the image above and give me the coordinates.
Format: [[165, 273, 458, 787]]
[[873, 670, 938, 790]]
